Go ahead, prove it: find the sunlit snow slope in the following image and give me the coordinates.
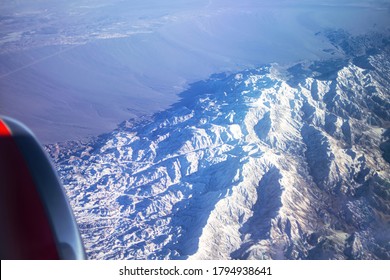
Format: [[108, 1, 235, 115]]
[[49, 33, 390, 260]]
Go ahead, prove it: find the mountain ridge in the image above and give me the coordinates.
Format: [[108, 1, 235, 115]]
[[48, 32, 390, 260]]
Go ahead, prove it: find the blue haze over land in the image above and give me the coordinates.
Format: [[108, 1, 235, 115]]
[[0, 0, 389, 143]]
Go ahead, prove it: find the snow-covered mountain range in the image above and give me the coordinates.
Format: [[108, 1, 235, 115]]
[[48, 32, 390, 259]]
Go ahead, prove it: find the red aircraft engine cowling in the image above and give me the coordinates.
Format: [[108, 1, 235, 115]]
[[0, 116, 86, 260]]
